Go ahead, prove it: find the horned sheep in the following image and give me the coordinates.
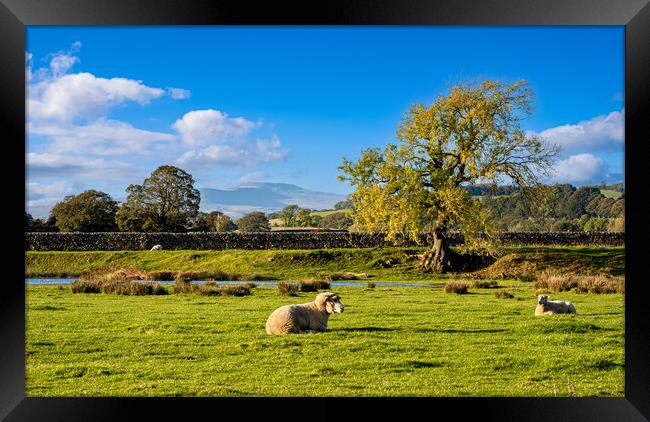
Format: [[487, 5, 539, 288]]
[[265, 292, 344, 335], [535, 294, 577, 316]]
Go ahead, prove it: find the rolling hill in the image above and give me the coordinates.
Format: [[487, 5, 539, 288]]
[[200, 182, 347, 217]]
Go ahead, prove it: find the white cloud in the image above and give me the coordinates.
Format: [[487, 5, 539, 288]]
[[27, 152, 136, 180], [29, 118, 176, 156], [25, 180, 88, 219], [29, 72, 165, 123], [549, 153, 607, 184], [167, 87, 191, 100], [537, 110, 624, 152], [27, 44, 287, 218], [49, 53, 79, 78], [26, 180, 79, 202], [238, 171, 266, 184], [171, 109, 286, 168], [173, 109, 256, 147], [175, 141, 285, 168]]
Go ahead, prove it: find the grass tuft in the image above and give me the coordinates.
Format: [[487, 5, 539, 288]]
[[298, 280, 331, 292], [494, 290, 515, 299], [320, 272, 369, 281], [471, 279, 500, 289], [574, 275, 624, 294], [534, 271, 577, 292], [72, 268, 167, 295], [444, 282, 469, 295], [277, 281, 299, 296], [196, 283, 253, 297]]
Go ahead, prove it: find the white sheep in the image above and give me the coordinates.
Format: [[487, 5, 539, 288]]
[[265, 292, 344, 335], [150, 244, 163, 251], [535, 294, 577, 316]]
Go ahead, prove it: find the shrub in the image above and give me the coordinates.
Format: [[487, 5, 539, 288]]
[[299, 280, 331, 292], [494, 290, 515, 299], [278, 281, 299, 296], [470, 279, 500, 289], [444, 282, 469, 294]]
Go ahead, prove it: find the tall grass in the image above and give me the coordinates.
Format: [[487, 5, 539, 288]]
[[278, 281, 299, 296], [494, 290, 515, 299], [298, 280, 331, 292], [444, 282, 469, 295], [195, 283, 253, 297], [320, 272, 368, 281], [72, 268, 167, 295], [575, 275, 624, 294], [470, 279, 500, 289], [72, 269, 167, 296], [534, 271, 624, 294], [173, 279, 253, 296], [172, 271, 273, 282], [533, 271, 577, 292]]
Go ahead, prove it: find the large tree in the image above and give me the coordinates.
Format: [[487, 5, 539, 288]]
[[319, 212, 353, 230], [116, 165, 200, 232], [278, 204, 300, 227], [205, 211, 237, 232], [339, 80, 560, 273], [50, 190, 118, 232]]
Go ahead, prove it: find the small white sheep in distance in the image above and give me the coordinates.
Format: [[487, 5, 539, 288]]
[[535, 294, 577, 316], [266, 292, 344, 335], [150, 244, 163, 251]]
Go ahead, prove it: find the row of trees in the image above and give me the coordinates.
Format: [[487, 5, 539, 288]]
[[273, 204, 353, 230], [480, 184, 624, 232], [26, 166, 274, 233], [25, 165, 354, 233]]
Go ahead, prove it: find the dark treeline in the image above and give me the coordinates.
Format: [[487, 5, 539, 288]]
[[481, 184, 624, 232], [25, 168, 624, 234]]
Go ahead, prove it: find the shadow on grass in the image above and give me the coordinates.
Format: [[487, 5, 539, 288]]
[[414, 328, 508, 334], [335, 327, 400, 333], [335, 326, 509, 334]]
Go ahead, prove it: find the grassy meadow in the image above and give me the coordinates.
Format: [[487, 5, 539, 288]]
[[25, 245, 625, 281], [26, 282, 624, 397], [25, 245, 625, 396]]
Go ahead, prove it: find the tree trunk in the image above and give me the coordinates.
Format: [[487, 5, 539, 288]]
[[420, 230, 458, 273]]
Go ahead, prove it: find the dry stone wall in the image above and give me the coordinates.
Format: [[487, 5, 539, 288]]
[[25, 231, 624, 251]]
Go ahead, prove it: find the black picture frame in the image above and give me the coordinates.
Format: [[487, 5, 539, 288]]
[[2, 0, 648, 420]]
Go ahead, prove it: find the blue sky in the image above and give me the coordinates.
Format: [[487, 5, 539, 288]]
[[26, 26, 624, 218]]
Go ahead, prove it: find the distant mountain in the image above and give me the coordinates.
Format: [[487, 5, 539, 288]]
[[200, 182, 347, 217]]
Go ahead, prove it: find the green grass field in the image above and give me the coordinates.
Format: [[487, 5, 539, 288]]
[[269, 208, 350, 227], [26, 283, 624, 397], [25, 246, 625, 280], [599, 189, 623, 199]]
